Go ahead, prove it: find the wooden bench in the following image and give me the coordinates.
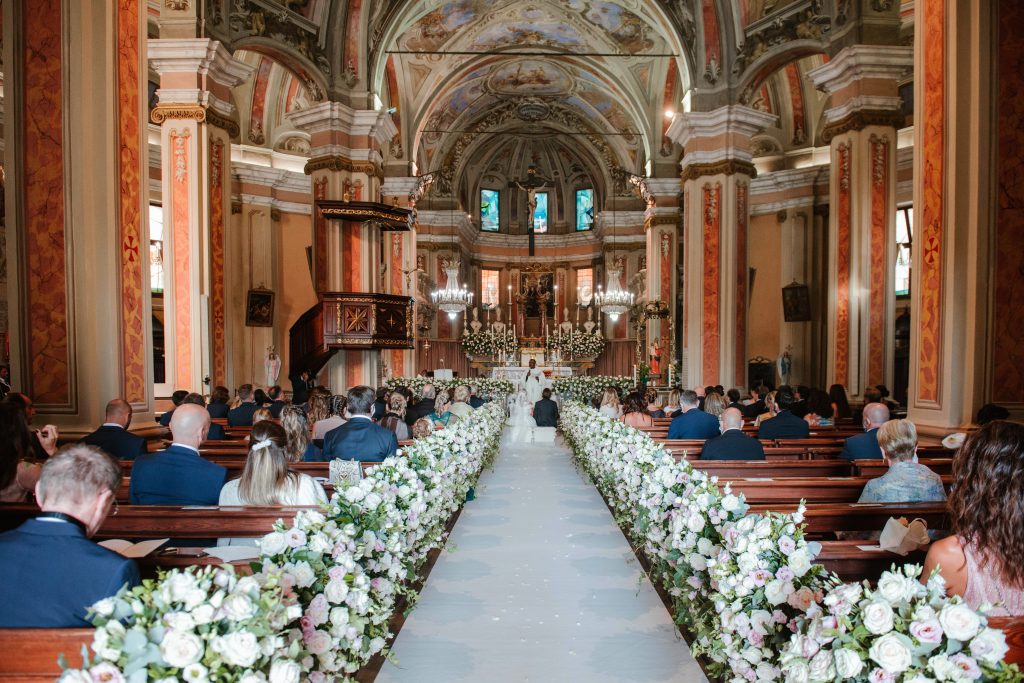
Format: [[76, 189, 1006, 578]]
[[0, 628, 93, 681], [688, 460, 855, 479], [746, 502, 950, 536], [815, 540, 927, 581], [854, 458, 954, 477]]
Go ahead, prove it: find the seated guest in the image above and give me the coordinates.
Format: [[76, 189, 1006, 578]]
[[253, 388, 272, 407], [380, 394, 411, 441], [129, 404, 226, 504], [599, 387, 621, 419], [667, 390, 720, 439], [0, 403, 43, 502], [181, 393, 227, 440], [621, 392, 653, 428], [0, 444, 140, 627], [701, 408, 765, 461], [646, 388, 665, 418], [252, 407, 274, 427], [742, 385, 768, 419], [219, 422, 325, 509], [448, 385, 475, 418], [427, 393, 458, 429], [281, 406, 320, 462], [290, 369, 315, 406], [159, 389, 189, 427], [5, 393, 59, 460], [753, 391, 777, 427], [323, 386, 399, 462], [411, 417, 434, 439], [534, 388, 560, 428], [803, 389, 835, 428], [852, 386, 882, 425], [0, 365, 10, 398], [227, 384, 259, 426], [313, 395, 346, 440], [372, 387, 389, 421], [975, 403, 1010, 425], [664, 388, 683, 417], [875, 384, 899, 413], [828, 383, 852, 420], [839, 402, 890, 460], [80, 399, 148, 460], [790, 385, 811, 418], [267, 386, 287, 418], [703, 393, 727, 418], [469, 384, 486, 409], [922, 421, 1024, 615], [858, 419, 945, 503], [726, 388, 744, 412], [207, 385, 231, 419], [405, 384, 436, 426], [757, 387, 810, 439]]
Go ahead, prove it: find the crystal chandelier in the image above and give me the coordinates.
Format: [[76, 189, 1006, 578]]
[[593, 268, 634, 322], [431, 261, 473, 320]]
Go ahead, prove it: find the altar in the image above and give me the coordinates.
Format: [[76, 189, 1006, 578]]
[[490, 366, 573, 382]]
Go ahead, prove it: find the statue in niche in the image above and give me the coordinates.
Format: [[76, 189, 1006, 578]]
[[778, 348, 793, 387], [469, 307, 483, 334], [491, 307, 506, 335], [265, 345, 281, 388], [583, 306, 596, 335], [559, 307, 572, 335]]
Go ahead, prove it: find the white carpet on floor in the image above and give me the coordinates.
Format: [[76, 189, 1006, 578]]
[[376, 430, 707, 683]]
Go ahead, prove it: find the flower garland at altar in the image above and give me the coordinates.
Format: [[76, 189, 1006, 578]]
[[552, 375, 633, 401], [461, 328, 519, 359], [544, 329, 605, 359], [60, 403, 506, 683], [384, 377, 514, 400], [560, 402, 1020, 683]]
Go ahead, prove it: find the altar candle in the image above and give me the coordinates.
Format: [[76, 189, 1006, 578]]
[[553, 285, 559, 323], [507, 284, 512, 305]]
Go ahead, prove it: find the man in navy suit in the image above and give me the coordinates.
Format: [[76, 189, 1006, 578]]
[[322, 386, 398, 463], [159, 389, 189, 427], [533, 388, 559, 427], [0, 444, 140, 626], [757, 387, 810, 439], [182, 393, 227, 440], [667, 390, 721, 439], [80, 399, 148, 461], [742, 385, 769, 419], [469, 384, 486, 409], [267, 386, 287, 418], [129, 404, 226, 504], [227, 384, 259, 426], [701, 408, 765, 460], [840, 402, 890, 460]]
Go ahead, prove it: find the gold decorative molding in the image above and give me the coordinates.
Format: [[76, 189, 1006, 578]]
[[150, 105, 206, 125], [205, 108, 240, 139], [680, 159, 757, 181], [821, 109, 905, 143], [649, 215, 680, 226], [304, 154, 381, 178]]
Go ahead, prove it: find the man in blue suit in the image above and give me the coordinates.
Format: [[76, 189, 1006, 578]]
[[322, 386, 398, 462], [267, 385, 287, 418], [701, 408, 766, 460], [757, 387, 810, 440], [840, 402, 890, 460], [182, 393, 227, 440], [158, 389, 188, 427], [227, 384, 259, 426], [667, 390, 721, 439], [129, 404, 226, 504], [0, 444, 140, 626], [469, 384, 486, 409], [80, 399, 148, 461]]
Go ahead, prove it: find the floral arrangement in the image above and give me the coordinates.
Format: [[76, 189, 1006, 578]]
[[559, 401, 1021, 683], [552, 375, 633, 402], [544, 329, 606, 359], [461, 328, 518, 358], [384, 377, 513, 401], [61, 403, 506, 682]]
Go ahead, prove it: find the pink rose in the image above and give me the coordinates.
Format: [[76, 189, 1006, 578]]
[[910, 619, 944, 644]]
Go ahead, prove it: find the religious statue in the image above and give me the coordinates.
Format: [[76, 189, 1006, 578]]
[[510, 166, 552, 228], [583, 306, 596, 335], [469, 307, 483, 334], [778, 348, 793, 386], [265, 345, 281, 387], [650, 341, 662, 376], [559, 307, 572, 335], [491, 307, 506, 334]]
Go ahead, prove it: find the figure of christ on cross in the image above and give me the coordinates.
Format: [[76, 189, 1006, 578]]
[[509, 165, 552, 256]]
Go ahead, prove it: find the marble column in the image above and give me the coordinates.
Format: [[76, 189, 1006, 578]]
[[289, 102, 397, 388], [149, 39, 252, 393], [643, 179, 683, 383], [668, 105, 776, 390], [2, 0, 154, 432], [380, 176, 421, 379], [809, 45, 912, 399]]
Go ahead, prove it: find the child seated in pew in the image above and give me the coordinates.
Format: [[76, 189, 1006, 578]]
[[922, 421, 1024, 616], [218, 422, 326, 546]]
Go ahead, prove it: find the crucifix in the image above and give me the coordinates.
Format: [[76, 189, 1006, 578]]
[[509, 165, 551, 256]]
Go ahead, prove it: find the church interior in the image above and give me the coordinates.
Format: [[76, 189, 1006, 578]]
[[1, 0, 1023, 680]]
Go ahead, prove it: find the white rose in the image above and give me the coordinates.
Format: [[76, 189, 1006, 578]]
[[783, 661, 810, 683], [213, 630, 259, 668], [289, 561, 316, 589], [928, 654, 960, 681], [182, 663, 208, 683], [968, 627, 1009, 664], [363, 492, 383, 510], [269, 659, 302, 683], [809, 650, 836, 681], [697, 537, 714, 555], [221, 593, 255, 621], [765, 579, 793, 606], [162, 572, 198, 603], [92, 598, 116, 618], [834, 648, 865, 679], [876, 574, 914, 604], [722, 494, 741, 512], [259, 532, 288, 556], [191, 604, 215, 626], [687, 553, 707, 571], [163, 611, 195, 632], [344, 486, 366, 503], [57, 672, 92, 683], [86, 664, 124, 683], [324, 578, 350, 604], [869, 633, 913, 673], [239, 675, 266, 683], [904, 677, 936, 683], [160, 630, 204, 668], [862, 601, 896, 635], [788, 550, 812, 578], [305, 629, 333, 655], [938, 603, 981, 642]]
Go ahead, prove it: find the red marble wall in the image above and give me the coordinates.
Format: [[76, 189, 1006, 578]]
[[701, 0, 722, 78], [170, 129, 194, 390], [992, 0, 1024, 403], [314, 177, 328, 293], [702, 183, 721, 382], [736, 181, 748, 384], [868, 135, 890, 386], [834, 142, 852, 388], [209, 139, 228, 385], [22, 0, 71, 405]]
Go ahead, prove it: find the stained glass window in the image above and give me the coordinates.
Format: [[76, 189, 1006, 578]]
[[480, 189, 500, 232], [575, 189, 594, 231], [481, 269, 500, 307], [895, 206, 913, 297], [576, 268, 593, 306], [533, 192, 549, 233]]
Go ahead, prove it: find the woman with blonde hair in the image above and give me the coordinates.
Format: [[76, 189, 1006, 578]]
[[664, 388, 683, 417], [306, 388, 332, 426], [427, 393, 458, 429], [599, 387, 621, 419], [754, 391, 777, 427], [380, 393, 411, 441], [411, 417, 434, 439], [312, 395, 346, 440], [448, 384, 474, 418], [703, 393, 727, 417], [280, 406, 321, 462]]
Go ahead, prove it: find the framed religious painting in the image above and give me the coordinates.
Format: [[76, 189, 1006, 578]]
[[781, 282, 811, 322], [245, 289, 275, 327]]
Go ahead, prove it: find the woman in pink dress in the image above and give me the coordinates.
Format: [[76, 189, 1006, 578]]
[[922, 420, 1024, 615]]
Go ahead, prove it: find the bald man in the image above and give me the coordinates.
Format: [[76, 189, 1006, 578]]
[[129, 404, 226, 505], [840, 402, 891, 461], [81, 399, 148, 461], [700, 408, 766, 461]]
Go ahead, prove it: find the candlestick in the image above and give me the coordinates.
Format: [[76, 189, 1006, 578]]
[[507, 284, 512, 305]]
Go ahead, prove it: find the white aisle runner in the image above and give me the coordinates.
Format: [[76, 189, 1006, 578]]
[[377, 431, 706, 683]]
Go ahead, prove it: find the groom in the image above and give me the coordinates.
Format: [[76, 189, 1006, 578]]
[[522, 359, 545, 405]]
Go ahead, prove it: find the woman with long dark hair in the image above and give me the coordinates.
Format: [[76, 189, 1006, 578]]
[[828, 384, 852, 420], [621, 392, 653, 428], [0, 404, 43, 502], [921, 421, 1024, 615]]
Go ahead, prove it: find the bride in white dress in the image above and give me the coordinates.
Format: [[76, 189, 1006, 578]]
[[506, 390, 537, 443]]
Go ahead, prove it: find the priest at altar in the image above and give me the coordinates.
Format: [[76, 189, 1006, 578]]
[[522, 359, 546, 404]]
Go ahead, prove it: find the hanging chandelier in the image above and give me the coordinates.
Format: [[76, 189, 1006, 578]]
[[593, 268, 633, 322], [432, 260, 473, 320]]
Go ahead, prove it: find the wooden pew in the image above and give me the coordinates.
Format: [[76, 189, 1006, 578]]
[[688, 460, 854, 479], [815, 540, 926, 581], [989, 617, 1024, 666], [746, 502, 950, 536], [854, 458, 954, 478], [724, 477, 878, 504], [0, 628, 93, 681]]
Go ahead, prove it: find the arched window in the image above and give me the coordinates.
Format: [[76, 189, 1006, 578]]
[[480, 189, 500, 232], [575, 189, 594, 231]]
